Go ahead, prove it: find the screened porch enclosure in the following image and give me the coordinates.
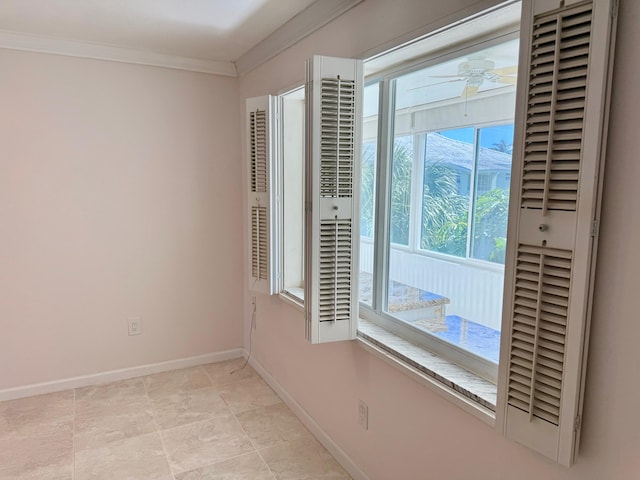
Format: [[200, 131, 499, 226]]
[[359, 241, 504, 362]]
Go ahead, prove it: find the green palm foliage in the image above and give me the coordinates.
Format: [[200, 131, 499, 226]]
[[390, 141, 413, 245], [360, 137, 510, 264]]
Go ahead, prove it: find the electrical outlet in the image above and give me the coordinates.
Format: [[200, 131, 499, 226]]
[[127, 317, 141, 336], [358, 400, 368, 430]]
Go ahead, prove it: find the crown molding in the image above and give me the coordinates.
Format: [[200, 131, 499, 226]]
[[235, 0, 364, 76], [0, 30, 237, 76]]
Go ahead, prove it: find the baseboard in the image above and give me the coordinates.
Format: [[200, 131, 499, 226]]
[[0, 348, 244, 402], [249, 356, 371, 480]]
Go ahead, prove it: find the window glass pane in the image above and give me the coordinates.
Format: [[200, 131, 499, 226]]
[[281, 88, 305, 298], [470, 124, 514, 264], [384, 38, 518, 367], [420, 128, 474, 257], [361, 141, 377, 238], [390, 135, 413, 246], [360, 83, 379, 306]]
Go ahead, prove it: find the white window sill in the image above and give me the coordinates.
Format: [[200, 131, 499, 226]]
[[279, 289, 304, 311], [276, 292, 497, 425], [356, 318, 497, 426]]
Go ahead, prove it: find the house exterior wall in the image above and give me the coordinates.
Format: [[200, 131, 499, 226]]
[[238, 0, 640, 478]]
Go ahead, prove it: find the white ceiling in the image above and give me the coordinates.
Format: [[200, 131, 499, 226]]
[[0, 0, 359, 75]]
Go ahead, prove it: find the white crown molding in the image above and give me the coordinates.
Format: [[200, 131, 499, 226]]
[[235, 0, 364, 76], [0, 30, 238, 76]]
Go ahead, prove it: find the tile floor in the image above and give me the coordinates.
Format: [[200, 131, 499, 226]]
[[0, 359, 351, 480]]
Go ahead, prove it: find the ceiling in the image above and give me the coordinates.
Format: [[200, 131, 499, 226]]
[[0, 0, 360, 75]]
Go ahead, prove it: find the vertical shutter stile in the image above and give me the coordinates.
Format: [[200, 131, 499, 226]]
[[496, 0, 617, 466], [305, 56, 363, 344], [247, 96, 277, 295]]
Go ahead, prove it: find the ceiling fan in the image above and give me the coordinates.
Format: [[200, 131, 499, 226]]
[[412, 53, 517, 98]]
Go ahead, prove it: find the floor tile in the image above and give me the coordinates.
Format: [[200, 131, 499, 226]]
[[0, 367, 348, 480], [259, 437, 350, 480], [175, 452, 275, 480], [161, 415, 254, 474], [202, 359, 260, 387], [0, 391, 74, 438], [216, 377, 281, 414], [74, 400, 156, 450], [151, 386, 231, 430], [75, 378, 148, 409], [74, 432, 172, 480], [143, 367, 212, 400], [0, 432, 73, 480], [236, 403, 312, 450]]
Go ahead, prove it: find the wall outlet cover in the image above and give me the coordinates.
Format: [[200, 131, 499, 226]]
[[127, 317, 142, 336]]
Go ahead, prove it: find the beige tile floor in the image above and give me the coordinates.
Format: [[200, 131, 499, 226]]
[[0, 359, 351, 480]]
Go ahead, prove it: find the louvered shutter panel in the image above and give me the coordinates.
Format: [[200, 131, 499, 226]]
[[247, 96, 277, 295], [305, 56, 363, 344], [496, 0, 617, 466]]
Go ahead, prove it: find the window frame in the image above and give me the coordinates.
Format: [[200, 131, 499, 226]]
[[359, 29, 521, 384], [277, 84, 307, 307]]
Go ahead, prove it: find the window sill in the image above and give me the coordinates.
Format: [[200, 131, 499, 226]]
[[279, 289, 304, 311], [356, 318, 497, 425]]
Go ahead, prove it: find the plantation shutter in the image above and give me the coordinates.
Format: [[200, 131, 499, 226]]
[[496, 0, 617, 466], [247, 96, 277, 295], [305, 56, 363, 344]]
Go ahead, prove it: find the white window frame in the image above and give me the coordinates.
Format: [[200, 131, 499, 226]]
[[360, 30, 520, 383], [276, 84, 306, 307]]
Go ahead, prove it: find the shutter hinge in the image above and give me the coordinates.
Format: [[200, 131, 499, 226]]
[[305, 201, 312, 213], [611, 0, 619, 19], [591, 220, 599, 237], [574, 415, 582, 432]]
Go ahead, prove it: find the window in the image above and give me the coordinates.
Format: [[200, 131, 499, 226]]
[[361, 36, 519, 380], [279, 86, 306, 303], [295, 0, 616, 466]]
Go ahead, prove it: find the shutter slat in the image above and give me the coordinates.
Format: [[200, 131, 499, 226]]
[[522, 0, 591, 211], [507, 245, 572, 426], [250, 110, 268, 194]]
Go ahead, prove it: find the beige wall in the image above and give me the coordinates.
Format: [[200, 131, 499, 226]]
[[239, 0, 640, 478], [0, 50, 243, 389]]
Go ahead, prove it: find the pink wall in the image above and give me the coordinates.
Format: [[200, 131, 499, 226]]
[[0, 50, 243, 388], [239, 0, 640, 478]]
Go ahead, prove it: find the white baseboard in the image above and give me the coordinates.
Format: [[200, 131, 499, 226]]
[[249, 356, 371, 480], [0, 348, 244, 402]]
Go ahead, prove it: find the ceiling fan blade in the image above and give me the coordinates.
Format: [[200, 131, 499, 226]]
[[407, 78, 466, 91], [490, 65, 518, 75], [460, 85, 479, 98], [497, 76, 517, 85]]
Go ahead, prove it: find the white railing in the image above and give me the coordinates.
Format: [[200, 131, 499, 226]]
[[360, 238, 504, 330]]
